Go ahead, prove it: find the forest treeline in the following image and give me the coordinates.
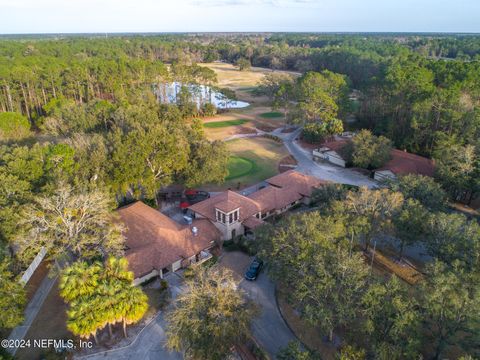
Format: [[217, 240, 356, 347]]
[[0, 33, 478, 201], [1, 34, 479, 152], [0, 33, 479, 356]]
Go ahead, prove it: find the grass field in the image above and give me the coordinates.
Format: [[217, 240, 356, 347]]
[[216, 137, 289, 190], [226, 156, 255, 180], [203, 119, 249, 128], [259, 111, 284, 119], [198, 62, 300, 104]]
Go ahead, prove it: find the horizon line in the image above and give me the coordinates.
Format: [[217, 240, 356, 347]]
[[1, 31, 480, 36]]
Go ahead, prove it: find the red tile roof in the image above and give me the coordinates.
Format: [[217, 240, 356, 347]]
[[378, 149, 435, 177], [243, 216, 265, 229], [189, 171, 326, 226], [266, 170, 328, 197], [188, 190, 261, 221], [248, 185, 302, 212], [117, 202, 220, 278], [322, 140, 349, 153]]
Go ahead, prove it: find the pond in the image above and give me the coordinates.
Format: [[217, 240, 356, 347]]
[[154, 82, 250, 109]]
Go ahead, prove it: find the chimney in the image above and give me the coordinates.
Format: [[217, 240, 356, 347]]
[[192, 226, 198, 236]]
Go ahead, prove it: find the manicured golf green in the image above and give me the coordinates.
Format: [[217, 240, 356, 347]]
[[224, 137, 289, 185], [226, 156, 255, 180], [259, 111, 283, 119], [203, 119, 249, 128]]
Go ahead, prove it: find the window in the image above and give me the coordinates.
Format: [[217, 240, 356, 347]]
[[229, 213, 233, 224], [234, 210, 238, 221], [222, 213, 226, 224], [216, 210, 221, 222]]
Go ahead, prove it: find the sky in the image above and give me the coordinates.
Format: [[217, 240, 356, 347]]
[[1, 0, 479, 34]]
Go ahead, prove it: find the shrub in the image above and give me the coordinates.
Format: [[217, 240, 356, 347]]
[[201, 103, 217, 117], [223, 240, 240, 252], [262, 134, 282, 143], [237, 236, 258, 256], [311, 183, 350, 209], [302, 123, 328, 143], [183, 267, 195, 279], [236, 58, 251, 71], [0, 112, 31, 140], [160, 279, 168, 291]]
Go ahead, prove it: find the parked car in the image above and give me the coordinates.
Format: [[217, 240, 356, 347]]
[[245, 258, 263, 281], [185, 190, 210, 204]]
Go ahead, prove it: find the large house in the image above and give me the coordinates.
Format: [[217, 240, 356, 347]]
[[188, 170, 327, 241], [117, 170, 325, 284], [373, 149, 435, 182], [312, 140, 435, 182], [117, 201, 221, 285]]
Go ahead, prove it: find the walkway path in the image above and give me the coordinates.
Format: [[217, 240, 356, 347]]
[[7, 265, 59, 356]]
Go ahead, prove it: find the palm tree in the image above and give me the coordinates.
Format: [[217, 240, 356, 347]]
[[104, 257, 133, 284], [67, 298, 106, 344], [119, 287, 148, 338], [60, 257, 148, 343], [59, 261, 102, 302], [104, 257, 148, 338]]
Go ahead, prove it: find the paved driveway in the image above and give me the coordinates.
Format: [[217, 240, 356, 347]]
[[240, 273, 296, 357], [219, 252, 297, 358], [81, 253, 296, 360], [280, 128, 378, 188], [77, 274, 184, 360]]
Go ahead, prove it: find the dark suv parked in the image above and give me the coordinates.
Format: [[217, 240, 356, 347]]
[[245, 258, 263, 281]]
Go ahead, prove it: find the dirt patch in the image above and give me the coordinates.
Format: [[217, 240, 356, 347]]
[[201, 105, 287, 140], [297, 139, 320, 151], [16, 280, 70, 360], [205, 123, 257, 141], [365, 247, 424, 285], [278, 155, 298, 173], [451, 202, 480, 218], [25, 260, 51, 302], [255, 124, 277, 132], [281, 127, 297, 133]]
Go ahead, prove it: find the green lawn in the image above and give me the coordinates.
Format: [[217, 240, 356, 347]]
[[203, 119, 249, 128], [226, 156, 255, 180], [223, 137, 289, 188], [259, 111, 283, 119]]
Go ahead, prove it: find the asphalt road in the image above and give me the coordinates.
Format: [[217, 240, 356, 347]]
[[281, 128, 378, 188]]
